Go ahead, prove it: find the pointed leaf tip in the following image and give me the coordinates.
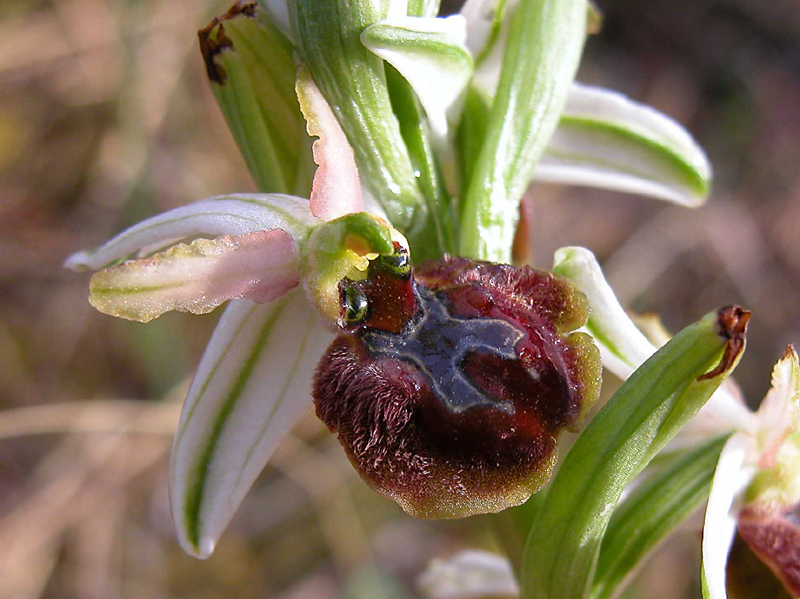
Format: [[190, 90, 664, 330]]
[[699, 306, 751, 381]]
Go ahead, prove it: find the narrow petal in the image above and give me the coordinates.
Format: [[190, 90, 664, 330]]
[[418, 550, 519, 599], [552, 246, 656, 380], [65, 193, 317, 271], [89, 230, 299, 323], [756, 345, 800, 452], [169, 293, 335, 558], [362, 16, 473, 145], [296, 65, 363, 221], [535, 83, 712, 206], [702, 433, 757, 599]]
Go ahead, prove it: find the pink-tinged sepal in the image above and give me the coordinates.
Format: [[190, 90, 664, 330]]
[[88, 229, 299, 323], [296, 65, 363, 221], [314, 256, 600, 518]]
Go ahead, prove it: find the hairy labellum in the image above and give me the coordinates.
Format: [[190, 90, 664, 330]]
[[314, 255, 601, 518], [737, 505, 800, 597]]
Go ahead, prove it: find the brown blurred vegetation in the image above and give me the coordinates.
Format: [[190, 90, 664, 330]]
[[0, 0, 798, 597]]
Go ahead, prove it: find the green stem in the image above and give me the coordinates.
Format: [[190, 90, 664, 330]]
[[459, 0, 586, 263]]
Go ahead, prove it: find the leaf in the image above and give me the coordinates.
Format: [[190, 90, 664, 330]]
[[521, 306, 750, 599], [362, 15, 473, 147], [418, 550, 519, 599], [701, 433, 756, 599], [490, 488, 547, 576], [552, 246, 657, 380], [590, 435, 729, 599], [290, 0, 432, 248], [296, 65, 364, 221], [200, 6, 308, 194], [459, 0, 587, 263], [65, 194, 317, 271], [88, 230, 299, 323], [534, 83, 712, 207], [170, 292, 335, 558]]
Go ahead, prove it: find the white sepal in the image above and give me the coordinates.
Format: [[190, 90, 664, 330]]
[[701, 433, 757, 599], [535, 83, 712, 207], [362, 15, 473, 146], [418, 550, 518, 599], [169, 293, 335, 558], [552, 246, 656, 380], [66, 194, 317, 271]]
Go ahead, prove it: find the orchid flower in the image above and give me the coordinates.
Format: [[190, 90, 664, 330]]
[[68, 0, 739, 586]]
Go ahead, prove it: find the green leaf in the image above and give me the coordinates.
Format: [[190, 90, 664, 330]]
[[520, 306, 750, 599], [290, 0, 433, 250], [459, 0, 587, 263], [590, 435, 729, 599], [200, 6, 309, 194], [456, 86, 491, 208], [490, 487, 547, 576]]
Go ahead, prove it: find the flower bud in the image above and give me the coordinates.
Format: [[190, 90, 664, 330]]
[[314, 256, 601, 518]]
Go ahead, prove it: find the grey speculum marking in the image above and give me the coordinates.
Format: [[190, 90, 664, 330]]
[[362, 286, 523, 414]]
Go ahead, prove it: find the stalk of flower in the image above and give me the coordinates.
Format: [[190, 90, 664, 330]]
[[66, 1, 758, 596]]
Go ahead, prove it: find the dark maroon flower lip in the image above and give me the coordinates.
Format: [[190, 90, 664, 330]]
[[738, 505, 800, 597], [315, 256, 601, 519], [361, 284, 522, 414]]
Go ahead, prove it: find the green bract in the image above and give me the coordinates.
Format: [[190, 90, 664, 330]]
[[522, 306, 749, 599]]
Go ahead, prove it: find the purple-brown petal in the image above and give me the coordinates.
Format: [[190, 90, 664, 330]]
[[738, 506, 800, 596], [313, 256, 601, 518]]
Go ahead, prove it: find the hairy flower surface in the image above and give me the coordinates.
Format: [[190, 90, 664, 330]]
[[315, 256, 600, 517]]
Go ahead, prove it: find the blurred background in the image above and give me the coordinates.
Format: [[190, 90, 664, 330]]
[[0, 0, 798, 597]]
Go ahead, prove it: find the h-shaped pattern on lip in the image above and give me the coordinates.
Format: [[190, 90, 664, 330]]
[[361, 285, 526, 414]]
